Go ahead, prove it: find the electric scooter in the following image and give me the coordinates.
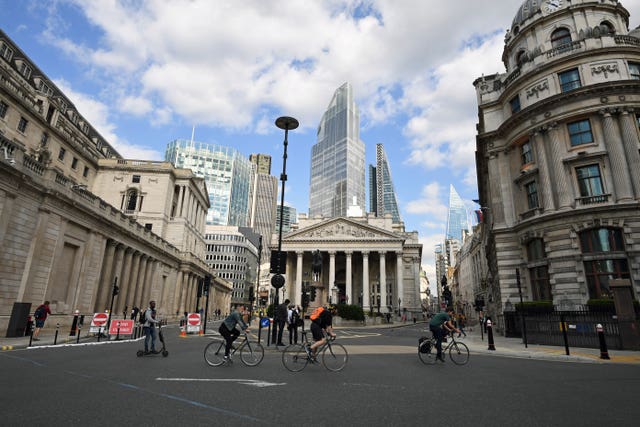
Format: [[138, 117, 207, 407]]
[[137, 324, 169, 357]]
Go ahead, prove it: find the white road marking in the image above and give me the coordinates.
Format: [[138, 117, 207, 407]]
[[156, 378, 286, 387]]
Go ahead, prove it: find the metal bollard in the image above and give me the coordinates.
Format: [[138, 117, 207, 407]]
[[54, 323, 60, 345], [487, 319, 496, 350], [596, 324, 610, 360], [76, 325, 81, 344]]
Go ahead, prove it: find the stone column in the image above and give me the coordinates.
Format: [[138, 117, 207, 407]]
[[329, 251, 336, 303], [362, 252, 370, 311], [295, 251, 303, 306], [115, 248, 134, 313], [531, 130, 556, 211], [600, 109, 633, 201], [123, 251, 141, 311], [173, 271, 186, 316], [110, 244, 126, 312], [379, 251, 387, 312], [177, 185, 185, 217], [133, 254, 148, 308], [95, 240, 117, 311], [545, 123, 573, 209], [618, 109, 640, 198], [396, 251, 403, 310], [141, 257, 155, 307], [345, 251, 353, 305]]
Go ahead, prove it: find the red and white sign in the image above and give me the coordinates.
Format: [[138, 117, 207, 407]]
[[187, 313, 201, 333], [91, 312, 109, 327], [109, 319, 134, 335]]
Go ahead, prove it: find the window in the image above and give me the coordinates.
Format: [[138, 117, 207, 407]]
[[58, 147, 66, 161], [576, 165, 604, 197], [132, 175, 141, 183], [525, 181, 539, 209], [145, 223, 153, 231], [629, 62, 640, 80], [580, 227, 628, 299], [17, 117, 28, 133], [521, 141, 533, 164], [599, 21, 615, 35], [40, 132, 49, 146], [83, 166, 89, 178], [0, 42, 13, 61], [71, 157, 78, 170], [125, 190, 138, 211], [551, 28, 572, 48], [510, 95, 521, 113], [559, 68, 581, 92], [527, 238, 546, 261], [18, 62, 32, 80], [567, 119, 593, 146], [516, 50, 526, 68], [0, 100, 7, 119], [530, 265, 552, 300]]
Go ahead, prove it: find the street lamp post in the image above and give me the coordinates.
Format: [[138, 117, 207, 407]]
[[273, 115, 298, 324]]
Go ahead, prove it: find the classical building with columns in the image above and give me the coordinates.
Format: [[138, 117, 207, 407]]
[[474, 0, 640, 324], [0, 29, 229, 334], [271, 213, 422, 315]]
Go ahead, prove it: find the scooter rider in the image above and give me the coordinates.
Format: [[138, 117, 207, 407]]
[[142, 300, 161, 354]]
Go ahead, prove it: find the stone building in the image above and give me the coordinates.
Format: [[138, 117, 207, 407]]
[[273, 213, 422, 316], [474, 0, 640, 323], [0, 29, 229, 334]]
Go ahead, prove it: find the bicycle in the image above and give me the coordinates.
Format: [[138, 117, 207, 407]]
[[418, 331, 469, 365], [282, 330, 348, 372], [204, 331, 264, 366]]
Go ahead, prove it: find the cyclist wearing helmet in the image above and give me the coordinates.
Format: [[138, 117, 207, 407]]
[[308, 305, 337, 358]]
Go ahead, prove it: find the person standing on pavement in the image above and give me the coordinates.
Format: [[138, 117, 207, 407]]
[[429, 307, 460, 362], [142, 300, 161, 354], [32, 301, 51, 341], [275, 299, 289, 347], [288, 304, 301, 344]]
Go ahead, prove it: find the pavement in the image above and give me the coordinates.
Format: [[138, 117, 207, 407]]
[[2, 319, 639, 365]]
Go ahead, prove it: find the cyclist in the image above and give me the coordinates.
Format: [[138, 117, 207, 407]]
[[428, 307, 460, 362], [219, 304, 249, 362], [307, 305, 337, 358]]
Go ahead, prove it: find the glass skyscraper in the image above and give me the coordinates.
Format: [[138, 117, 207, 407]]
[[309, 82, 366, 218], [165, 139, 252, 226], [446, 184, 470, 242], [369, 143, 402, 223]]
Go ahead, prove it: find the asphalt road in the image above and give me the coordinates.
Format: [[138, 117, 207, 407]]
[[2, 324, 639, 426]]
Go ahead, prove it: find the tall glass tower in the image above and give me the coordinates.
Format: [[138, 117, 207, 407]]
[[369, 143, 402, 223], [165, 139, 252, 226], [446, 184, 470, 242], [309, 82, 366, 218]]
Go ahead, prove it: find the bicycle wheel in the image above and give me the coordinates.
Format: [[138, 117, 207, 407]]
[[282, 344, 308, 372], [448, 341, 470, 365], [204, 339, 226, 367], [240, 341, 264, 366], [322, 343, 348, 372], [418, 340, 437, 365]]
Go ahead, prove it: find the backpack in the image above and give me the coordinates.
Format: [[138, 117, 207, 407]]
[[34, 305, 46, 320], [309, 307, 325, 321], [291, 309, 301, 326]]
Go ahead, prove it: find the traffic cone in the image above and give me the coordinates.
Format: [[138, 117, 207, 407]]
[[198, 327, 204, 336], [179, 326, 187, 337]]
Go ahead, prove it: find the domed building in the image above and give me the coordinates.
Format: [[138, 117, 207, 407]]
[[474, 0, 640, 336]]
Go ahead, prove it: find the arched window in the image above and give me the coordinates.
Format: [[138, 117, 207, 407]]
[[579, 227, 629, 299], [599, 21, 615, 35], [126, 189, 138, 211], [516, 50, 527, 68], [551, 28, 572, 48]]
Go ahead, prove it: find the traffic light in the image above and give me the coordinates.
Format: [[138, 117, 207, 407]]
[[112, 285, 119, 296], [310, 287, 317, 301], [197, 279, 203, 297]]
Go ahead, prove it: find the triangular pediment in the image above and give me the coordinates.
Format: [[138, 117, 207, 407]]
[[285, 217, 402, 242]]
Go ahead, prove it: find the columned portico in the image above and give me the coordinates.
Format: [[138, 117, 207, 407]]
[[362, 251, 370, 311]]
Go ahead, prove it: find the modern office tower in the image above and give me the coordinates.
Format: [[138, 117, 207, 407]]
[[369, 143, 402, 223], [275, 204, 297, 234], [445, 185, 469, 243], [165, 139, 252, 226], [249, 153, 272, 175], [475, 0, 640, 309], [309, 82, 366, 218], [248, 153, 278, 262], [204, 225, 259, 305]]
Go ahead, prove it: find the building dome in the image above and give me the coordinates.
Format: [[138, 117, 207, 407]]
[[511, 0, 542, 32]]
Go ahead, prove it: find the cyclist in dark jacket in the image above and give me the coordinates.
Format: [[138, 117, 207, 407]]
[[429, 307, 460, 362], [219, 304, 249, 361]]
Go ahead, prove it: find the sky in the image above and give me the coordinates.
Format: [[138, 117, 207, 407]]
[[2, 0, 640, 294]]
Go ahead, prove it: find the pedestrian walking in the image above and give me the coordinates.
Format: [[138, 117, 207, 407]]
[[457, 313, 467, 338], [288, 304, 301, 344], [32, 301, 51, 340], [130, 306, 140, 320]]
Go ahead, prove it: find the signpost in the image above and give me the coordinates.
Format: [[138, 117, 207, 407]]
[[90, 312, 109, 333], [186, 313, 201, 334], [109, 319, 134, 337]]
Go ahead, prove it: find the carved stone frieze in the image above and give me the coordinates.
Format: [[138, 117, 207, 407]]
[[526, 80, 549, 99], [591, 63, 619, 79]]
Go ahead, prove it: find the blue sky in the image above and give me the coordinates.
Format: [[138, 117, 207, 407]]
[[3, 0, 640, 292]]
